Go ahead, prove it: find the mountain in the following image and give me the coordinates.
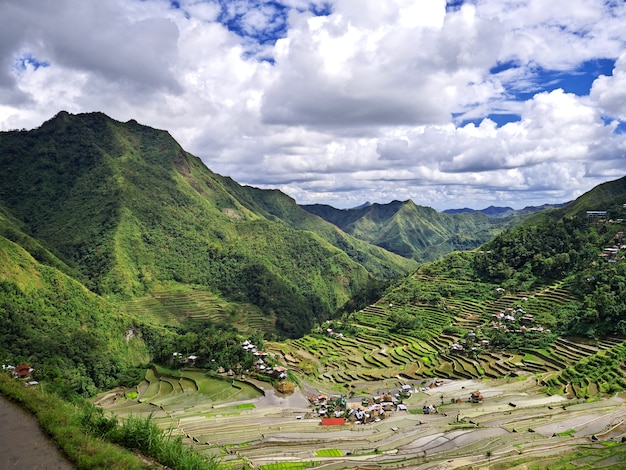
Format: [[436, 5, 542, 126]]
[[0, 206, 149, 395], [468, 175, 626, 336], [0, 111, 415, 341], [443, 203, 569, 217], [301, 199, 528, 261], [443, 205, 515, 216]]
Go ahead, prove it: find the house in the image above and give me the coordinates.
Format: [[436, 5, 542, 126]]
[[14, 364, 33, 379], [469, 391, 484, 403], [587, 211, 608, 221], [321, 417, 345, 426], [270, 366, 287, 379]]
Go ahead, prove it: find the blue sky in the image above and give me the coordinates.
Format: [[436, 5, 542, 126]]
[[1, 0, 625, 210]]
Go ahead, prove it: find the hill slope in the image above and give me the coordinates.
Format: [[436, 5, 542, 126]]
[[301, 199, 526, 261], [0, 227, 149, 396], [0, 111, 415, 338]]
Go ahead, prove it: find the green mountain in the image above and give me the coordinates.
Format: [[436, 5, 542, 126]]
[[0, 111, 415, 340], [443, 203, 568, 217], [430, 174, 626, 336], [0, 208, 149, 395], [301, 199, 535, 261]]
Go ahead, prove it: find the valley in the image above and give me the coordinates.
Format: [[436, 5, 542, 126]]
[[96, 366, 626, 469], [1, 113, 625, 469]]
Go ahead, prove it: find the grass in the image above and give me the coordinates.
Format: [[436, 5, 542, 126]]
[[260, 462, 319, 469], [236, 403, 256, 409], [316, 449, 343, 457], [0, 374, 145, 470], [108, 413, 219, 469]]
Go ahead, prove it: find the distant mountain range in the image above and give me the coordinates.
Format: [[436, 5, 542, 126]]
[[300, 200, 566, 261], [443, 203, 569, 217]]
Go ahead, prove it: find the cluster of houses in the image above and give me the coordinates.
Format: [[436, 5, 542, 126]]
[[310, 389, 411, 425], [450, 331, 490, 355], [2, 363, 38, 385], [490, 305, 548, 335], [315, 321, 344, 339], [599, 232, 626, 262], [242, 340, 287, 380], [309, 380, 489, 426], [172, 352, 199, 366]]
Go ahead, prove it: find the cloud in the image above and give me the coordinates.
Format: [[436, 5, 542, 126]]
[[0, 0, 181, 97], [590, 52, 626, 121], [0, 0, 625, 211]]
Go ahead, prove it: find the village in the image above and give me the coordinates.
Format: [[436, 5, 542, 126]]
[[587, 207, 626, 262], [599, 230, 626, 262], [243, 338, 489, 426]]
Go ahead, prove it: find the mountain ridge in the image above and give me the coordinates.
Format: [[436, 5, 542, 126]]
[[0, 111, 416, 339], [300, 199, 564, 261]]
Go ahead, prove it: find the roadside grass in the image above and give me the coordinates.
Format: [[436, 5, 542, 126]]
[[0, 373, 220, 469], [0, 374, 144, 469]]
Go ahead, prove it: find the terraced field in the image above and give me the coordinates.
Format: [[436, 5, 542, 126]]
[[118, 287, 275, 333], [98, 371, 626, 469], [267, 276, 623, 399]]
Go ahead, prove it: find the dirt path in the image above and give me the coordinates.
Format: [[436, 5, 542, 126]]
[[0, 394, 74, 469]]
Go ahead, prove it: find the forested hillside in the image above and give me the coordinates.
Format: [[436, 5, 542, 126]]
[[419, 175, 626, 338], [0, 112, 415, 341], [0, 232, 149, 397], [275, 176, 626, 396]]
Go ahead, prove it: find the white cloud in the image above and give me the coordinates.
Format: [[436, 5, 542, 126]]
[[590, 52, 626, 121], [0, 0, 625, 211]]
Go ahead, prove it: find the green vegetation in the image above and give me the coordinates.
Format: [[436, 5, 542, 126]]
[[1, 112, 626, 469], [260, 462, 319, 470], [301, 199, 552, 262], [275, 177, 626, 396], [105, 413, 217, 469], [0, 111, 414, 341], [0, 237, 149, 397], [0, 373, 217, 469], [315, 449, 343, 457]]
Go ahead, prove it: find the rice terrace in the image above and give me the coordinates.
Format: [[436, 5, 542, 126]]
[[97, 267, 626, 469]]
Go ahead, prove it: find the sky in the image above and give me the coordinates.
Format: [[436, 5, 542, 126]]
[[1, 0, 626, 211]]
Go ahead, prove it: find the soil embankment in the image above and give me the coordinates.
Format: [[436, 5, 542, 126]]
[[0, 394, 74, 469]]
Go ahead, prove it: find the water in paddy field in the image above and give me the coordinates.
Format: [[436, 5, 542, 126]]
[[0, 394, 74, 469]]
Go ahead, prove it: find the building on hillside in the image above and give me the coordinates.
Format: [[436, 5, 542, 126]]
[[587, 211, 608, 222], [13, 364, 33, 379]]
